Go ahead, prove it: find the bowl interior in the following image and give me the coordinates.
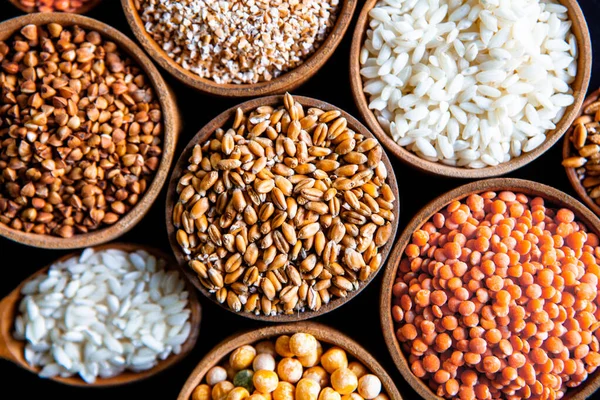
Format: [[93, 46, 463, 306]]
[[380, 178, 600, 399], [166, 94, 400, 322], [121, 0, 357, 96], [0, 13, 179, 249], [349, 0, 592, 179], [0, 243, 201, 387], [562, 88, 600, 216], [177, 322, 402, 400]]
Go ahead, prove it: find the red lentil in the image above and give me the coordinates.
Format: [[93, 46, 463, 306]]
[[392, 192, 600, 399]]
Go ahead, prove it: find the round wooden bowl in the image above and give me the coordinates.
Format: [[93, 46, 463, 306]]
[[380, 178, 600, 400], [8, 0, 102, 14], [166, 94, 400, 322], [0, 243, 201, 387], [349, 0, 592, 179], [177, 322, 402, 400], [120, 0, 357, 97], [0, 13, 181, 249], [563, 88, 600, 216]]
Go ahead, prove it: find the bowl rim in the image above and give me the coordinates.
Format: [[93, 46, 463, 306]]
[[0, 12, 180, 249], [176, 321, 403, 400], [120, 0, 357, 97], [380, 177, 600, 400], [349, 0, 592, 179], [0, 242, 201, 387], [562, 87, 600, 216], [165, 94, 400, 322], [8, 0, 102, 14]]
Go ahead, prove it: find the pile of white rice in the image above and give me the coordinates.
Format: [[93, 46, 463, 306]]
[[360, 0, 578, 168]]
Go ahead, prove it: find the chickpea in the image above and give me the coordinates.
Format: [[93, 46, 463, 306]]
[[253, 370, 279, 394], [272, 381, 295, 400], [207, 366, 228, 386], [192, 384, 211, 400], [277, 358, 304, 383], [321, 347, 349, 373], [275, 336, 295, 357], [212, 381, 235, 400], [318, 387, 342, 400], [227, 387, 250, 400], [289, 333, 318, 357], [303, 366, 330, 387], [256, 341, 277, 357], [231, 345, 257, 370], [299, 340, 323, 368], [357, 374, 382, 399], [253, 353, 276, 372], [296, 378, 321, 400], [331, 368, 358, 395]]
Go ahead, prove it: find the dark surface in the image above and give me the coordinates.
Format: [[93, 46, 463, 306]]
[[1, 1, 600, 399]]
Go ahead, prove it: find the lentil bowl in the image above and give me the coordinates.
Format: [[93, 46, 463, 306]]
[[0, 13, 180, 249], [121, 0, 357, 97], [381, 178, 600, 400]]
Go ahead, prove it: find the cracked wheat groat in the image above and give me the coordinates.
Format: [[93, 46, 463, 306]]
[[172, 94, 396, 316], [136, 0, 339, 84]]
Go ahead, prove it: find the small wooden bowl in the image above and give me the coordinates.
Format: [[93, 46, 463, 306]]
[[120, 0, 357, 97], [349, 0, 592, 179], [563, 88, 600, 216], [0, 243, 201, 387], [8, 0, 102, 14], [380, 178, 600, 400], [0, 13, 181, 249], [177, 322, 402, 400], [166, 94, 400, 322]]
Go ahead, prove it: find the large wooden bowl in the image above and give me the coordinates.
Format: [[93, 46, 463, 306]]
[[0, 243, 201, 387], [380, 178, 600, 399], [120, 0, 357, 97], [177, 322, 402, 400], [8, 0, 102, 14], [349, 0, 592, 179], [563, 88, 600, 216], [0, 13, 181, 249], [166, 95, 400, 322]]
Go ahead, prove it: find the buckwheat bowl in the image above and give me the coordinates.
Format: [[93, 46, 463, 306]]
[[0, 13, 180, 249]]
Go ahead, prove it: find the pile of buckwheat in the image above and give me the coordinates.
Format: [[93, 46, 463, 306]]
[[136, 0, 340, 84], [0, 23, 163, 238]]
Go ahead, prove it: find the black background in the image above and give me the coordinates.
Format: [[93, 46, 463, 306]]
[[1, 1, 600, 399]]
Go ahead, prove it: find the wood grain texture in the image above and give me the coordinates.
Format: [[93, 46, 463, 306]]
[[380, 178, 600, 400], [8, 0, 102, 14], [177, 322, 402, 400], [120, 0, 357, 97], [165, 94, 400, 322], [0, 243, 201, 387], [563, 88, 600, 216], [349, 0, 592, 179], [0, 13, 181, 249]]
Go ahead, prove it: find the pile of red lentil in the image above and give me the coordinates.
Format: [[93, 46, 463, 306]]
[[392, 191, 600, 400]]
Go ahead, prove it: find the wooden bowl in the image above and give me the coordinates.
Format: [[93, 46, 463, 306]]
[[120, 0, 357, 97], [177, 322, 402, 400], [165, 94, 400, 322], [0, 13, 181, 249], [8, 0, 101, 14], [349, 0, 592, 179], [0, 243, 201, 387], [380, 178, 600, 400], [563, 88, 600, 216]]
